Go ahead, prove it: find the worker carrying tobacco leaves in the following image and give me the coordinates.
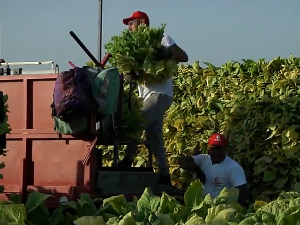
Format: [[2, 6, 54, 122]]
[[178, 133, 249, 207], [117, 11, 189, 186]]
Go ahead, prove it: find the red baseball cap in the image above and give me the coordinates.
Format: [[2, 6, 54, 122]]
[[123, 11, 150, 26], [208, 134, 227, 146]]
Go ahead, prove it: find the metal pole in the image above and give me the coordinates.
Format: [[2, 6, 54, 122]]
[[98, 0, 103, 61], [96, 0, 103, 131]]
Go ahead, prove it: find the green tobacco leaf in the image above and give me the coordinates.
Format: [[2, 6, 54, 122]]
[[49, 206, 64, 225], [26, 191, 52, 213], [76, 193, 98, 216], [9, 194, 21, 204], [118, 212, 136, 225], [213, 188, 239, 205], [62, 212, 78, 225], [73, 216, 106, 225], [205, 205, 234, 224], [295, 183, 300, 192], [103, 194, 132, 216], [170, 206, 191, 224], [275, 176, 289, 189], [263, 170, 275, 182], [284, 205, 300, 223], [238, 216, 258, 225], [27, 204, 51, 225], [157, 192, 180, 214], [254, 200, 267, 211], [156, 213, 175, 225], [184, 213, 206, 225], [137, 187, 161, 213], [184, 180, 204, 208], [0, 204, 26, 225], [257, 211, 277, 225], [209, 208, 236, 225]]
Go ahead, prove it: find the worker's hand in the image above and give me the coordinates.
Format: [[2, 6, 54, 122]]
[[152, 46, 173, 61], [129, 70, 141, 80], [179, 156, 197, 171], [194, 167, 206, 185], [135, 69, 146, 78]]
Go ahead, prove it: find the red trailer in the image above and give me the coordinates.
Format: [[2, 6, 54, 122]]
[[0, 32, 185, 208], [0, 61, 97, 204]]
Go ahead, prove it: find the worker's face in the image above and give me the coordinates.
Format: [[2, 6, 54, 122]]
[[128, 18, 146, 31], [207, 144, 226, 163]]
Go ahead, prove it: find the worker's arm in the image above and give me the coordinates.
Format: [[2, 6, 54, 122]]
[[179, 154, 205, 171], [228, 166, 249, 207], [157, 35, 188, 63], [179, 155, 206, 184], [178, 156, 199, 171], [168, 43, 188, 63], [236, 183, 249, 208]]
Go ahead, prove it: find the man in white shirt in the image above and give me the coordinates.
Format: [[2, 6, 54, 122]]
[[118, 11, 188, 186], [178, 133, 249, 207]]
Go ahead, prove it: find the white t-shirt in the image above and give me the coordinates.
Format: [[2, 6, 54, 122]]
[[138, 33, 175, 100], [192, 154, 247, 198]]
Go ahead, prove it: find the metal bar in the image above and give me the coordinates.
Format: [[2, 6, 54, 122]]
[[100, 53, 111, 66], [0, 91, 6, 149], [69, 61, 76, 68], [98, 0, 103, 61], [0, 61, 54, 66], [16, 70, 57, 75], [69, 31, 101, 67]]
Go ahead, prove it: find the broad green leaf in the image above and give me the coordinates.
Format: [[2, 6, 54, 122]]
[[275, 176, 289, 189], [137, 187, 160, 212], [238, 216, 258, 225], [213, 188, 239, 205], [210, 208, 235, 225], [8, 194, 21, 204], [73, 216, 106, 225], [157, 192, 179, 214], [263, 170, 275, 182], [184, 213, 206, 225], [184, 180, 204, 208], [205, 204, 232, 223], [170, 206, 191, 224], [295, 182, 300, 192], [0, 204, 26, 225], [284, 205, 300, 223], [49, 206, 64, 225], [25, 191, 52, 213], [76, 193, 98, 216], [156, 213, 175, 225], [103, 195, 132, 216], [118, 212, 136, 225], [254, 200, 267, 211]]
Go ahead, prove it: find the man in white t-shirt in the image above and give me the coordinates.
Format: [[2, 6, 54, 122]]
[[179, 133, 249, 207], [118, 11, 188, 186]]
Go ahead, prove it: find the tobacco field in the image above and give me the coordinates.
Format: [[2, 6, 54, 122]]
[[100, 55, 300, 202], [1, 180, 300, 224], [2, 55, 300, 224]]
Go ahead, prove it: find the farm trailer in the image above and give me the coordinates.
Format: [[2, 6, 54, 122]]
[[0, 33, 182, 208]]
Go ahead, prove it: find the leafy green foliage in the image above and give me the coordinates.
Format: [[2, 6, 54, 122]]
[[164, 55, 300, 201], [98, 55, 300, 201], [1, 180, 300, 224], [105, 24, 178, 85], [0, 94, 10, 194]]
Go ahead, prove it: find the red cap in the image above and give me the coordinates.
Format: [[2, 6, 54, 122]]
[[208, 134, 227, 146], [123, 11, 150, 26]]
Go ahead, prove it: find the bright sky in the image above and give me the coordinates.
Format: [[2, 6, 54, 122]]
[[1, 0, 299, 71]]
